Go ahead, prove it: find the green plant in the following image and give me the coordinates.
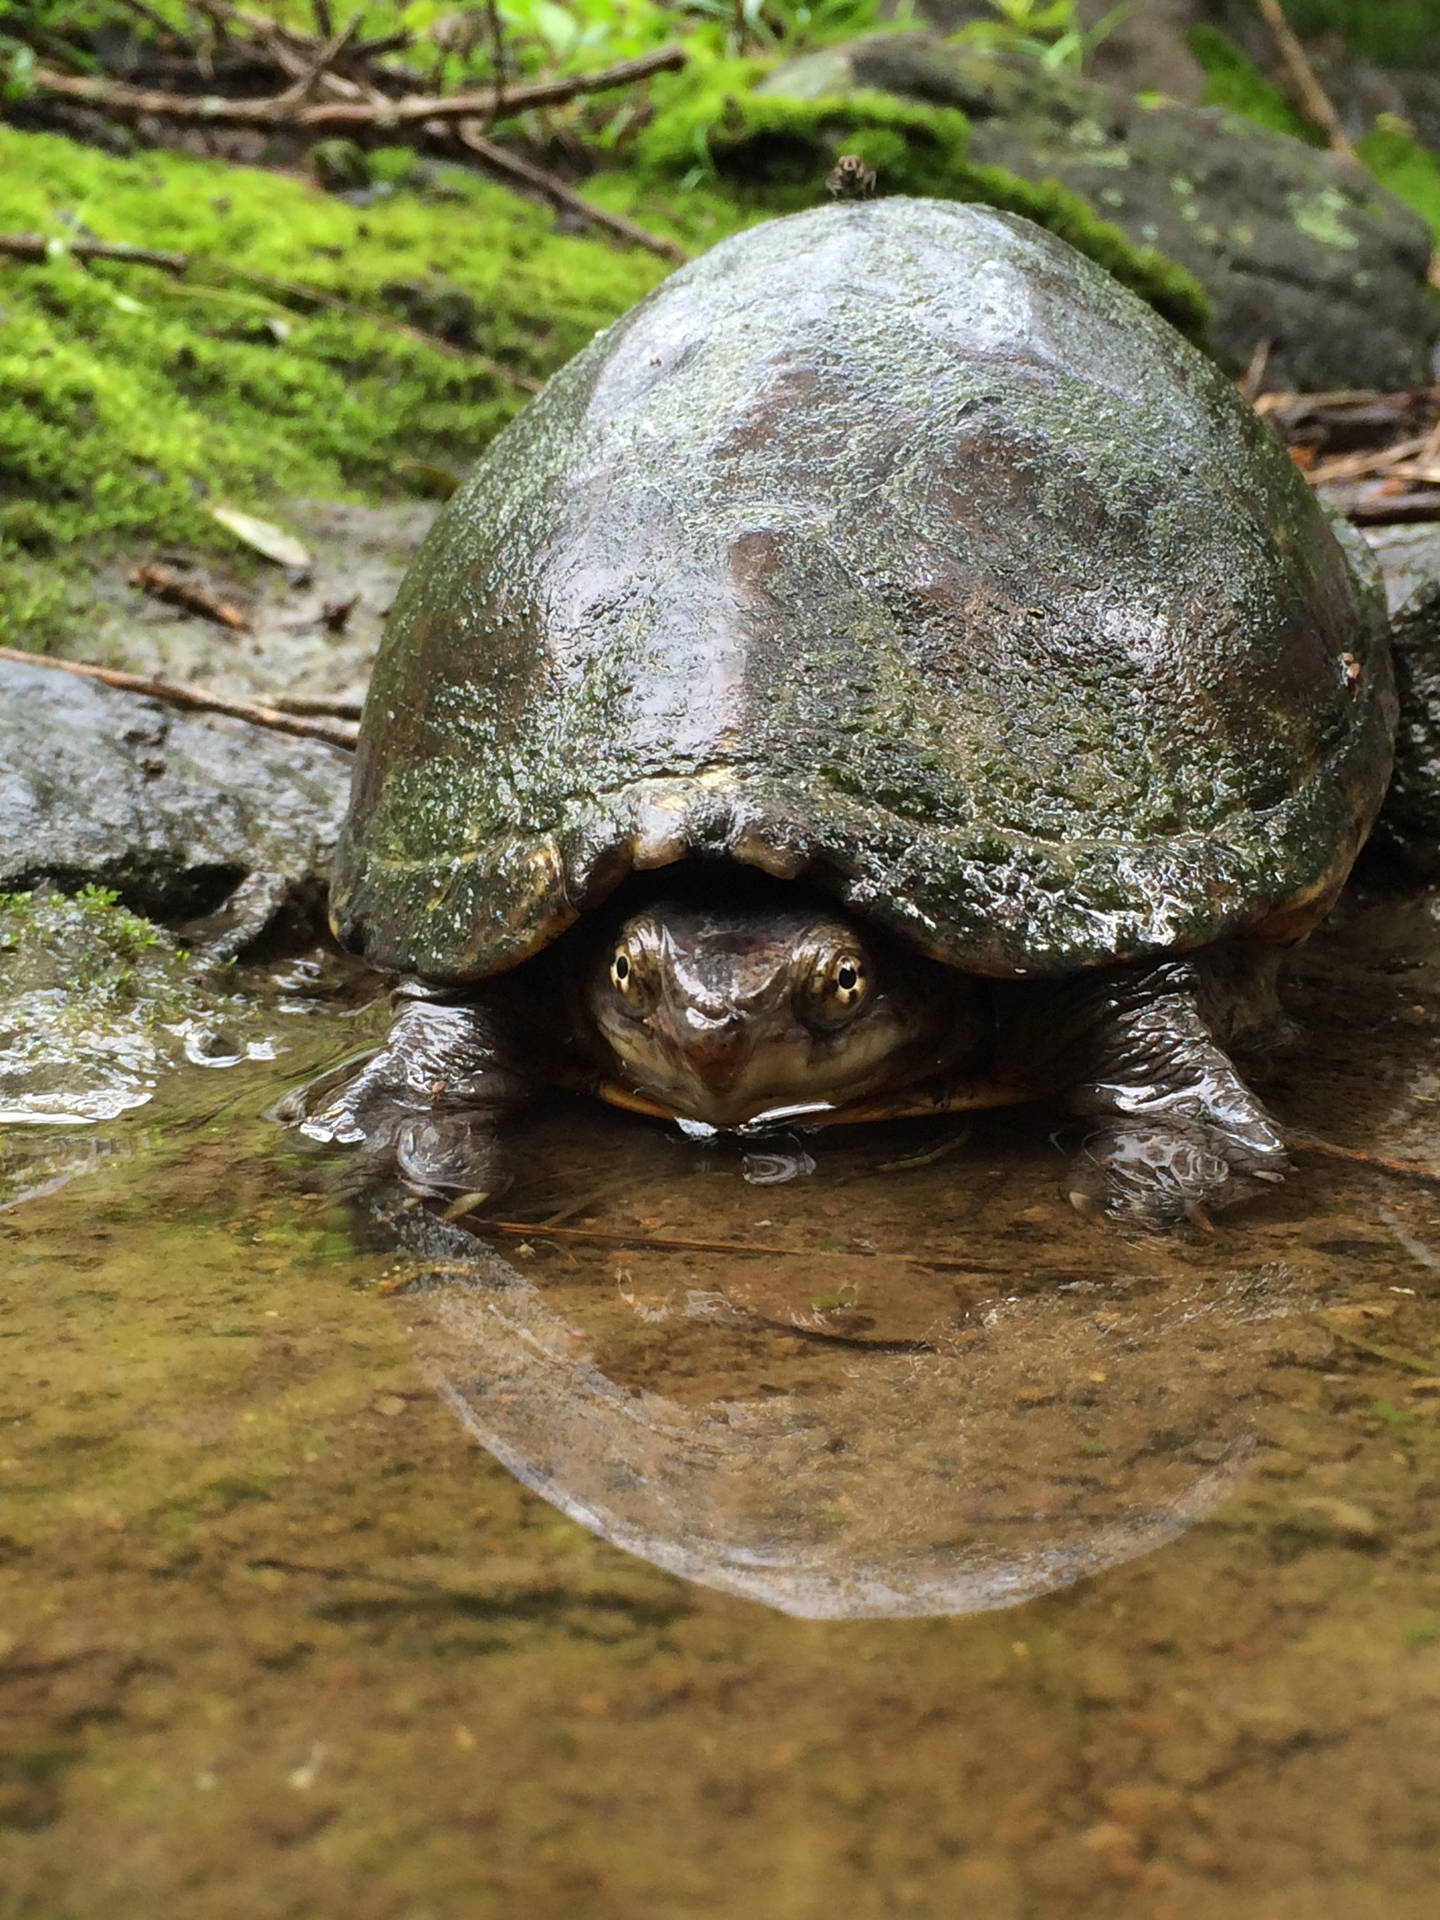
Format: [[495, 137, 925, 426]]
[[1189, 23, 1317, 143], [951, 0, 1130, 73], [1277, 0, 1440, 70]]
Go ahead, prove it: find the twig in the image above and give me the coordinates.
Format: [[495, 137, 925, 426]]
[[454, 121, 687, 264], [1254, 0, 1358, 163], [27, 44, 687, 130], [0, 645, 358, 750], [272, 692, 364, 718], [1306, 433, 1435, 486], [129, 563, 249, 630], [1312, 1314, 1440, 1376], [484, 0, 508, 100], [1335, 487, 1440, 525], [274, 13, 360, 109], [311, 0, 333, 35], [463, 1216, 999, 1274], [1289, 1132, 1440, 1190], [0, 226, 538, 385], [1238, 335, 1272, 402], [197, 260, 542, 388], [348, 33, 412, 65], [115, 0, 195, 46], [0, 230, 188, 273]]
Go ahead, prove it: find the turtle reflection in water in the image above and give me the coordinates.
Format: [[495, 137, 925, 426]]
[[298, 197, 1437, 1226]]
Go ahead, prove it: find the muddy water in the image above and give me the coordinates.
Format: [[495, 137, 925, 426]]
[[3, 881, 1440, 1918]]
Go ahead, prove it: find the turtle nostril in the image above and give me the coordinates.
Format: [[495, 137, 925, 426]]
[[684, 1005, 734, 1032]]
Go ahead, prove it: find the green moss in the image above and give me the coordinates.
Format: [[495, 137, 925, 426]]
[[1189, 25, 1319, 145], [0, 125, 688, 649], [1, 885, 177, 1007], [1358, 121, 1440, 242], [635, 58, 1211, 340]]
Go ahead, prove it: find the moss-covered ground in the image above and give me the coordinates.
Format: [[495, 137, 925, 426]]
[[0, 125, 710, 649], [0, 0, 1225, 658], [6, 4, 1440, 658]]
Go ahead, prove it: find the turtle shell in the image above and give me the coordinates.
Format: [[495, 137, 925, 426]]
[[333, 197, 1395, 983]]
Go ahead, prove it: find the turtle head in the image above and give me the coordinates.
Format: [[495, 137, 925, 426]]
[[582, 884, 970, 1129]]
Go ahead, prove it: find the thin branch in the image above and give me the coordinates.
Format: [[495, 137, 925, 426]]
[[0, 230, 188, 273], [27, 43, 688, 130], [272, 692, 365, 718], [0, 646, 358, 750], [189, 0, 305, 73], [201, 258, 542, 388], [0, 228, 538, 385], [1289, 1132, 1440, 1190], [462, 1215, 1002, 1274], [485, 0, 508, 99], [115, 0, 196, 47], [274, 12, 361, 109], [348, 32, 412, 64], [130, 562, 249, 629], [454, 120, 687, 264], [1253, 0, 1358, 163]]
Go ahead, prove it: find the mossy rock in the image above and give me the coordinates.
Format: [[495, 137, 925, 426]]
[[638, 48, 1210, 344], [718, 33, 1439, 391]]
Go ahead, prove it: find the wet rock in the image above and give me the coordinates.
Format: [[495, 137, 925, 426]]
[[1367, 526, 1440, 620], [1366, 527, 1440, 876], [0, 658, 350, 950], [758, 33, 1438, 389]]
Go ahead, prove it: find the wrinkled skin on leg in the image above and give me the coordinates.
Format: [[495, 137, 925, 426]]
[[997, 947, 1291, 1228], [288, 987, 536, 1198]]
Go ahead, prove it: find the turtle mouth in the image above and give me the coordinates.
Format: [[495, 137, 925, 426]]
[[629, 1030, 800, 1130], [610, 1017, 919, 1131]]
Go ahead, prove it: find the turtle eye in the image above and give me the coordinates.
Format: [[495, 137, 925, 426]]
[[798, 946, 870, 1030], [609, 940, 653, 1010]]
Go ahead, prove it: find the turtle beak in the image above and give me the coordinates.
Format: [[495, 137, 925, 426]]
[[682, 1011, 755, 1098]]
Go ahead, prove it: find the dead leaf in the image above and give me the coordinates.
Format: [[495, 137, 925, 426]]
[[208, 504, 312, 571]]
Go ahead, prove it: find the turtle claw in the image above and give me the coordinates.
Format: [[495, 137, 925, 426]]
[[1183, 1198, 1217, 1235]]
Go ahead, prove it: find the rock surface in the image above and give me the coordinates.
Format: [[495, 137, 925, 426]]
[[1368, 525, 1440, 874], [759, 33, 1439, 390], [0, 659, 351, 950]]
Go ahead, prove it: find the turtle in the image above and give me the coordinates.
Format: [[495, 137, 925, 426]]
[[297, 196, 1429, 1227]]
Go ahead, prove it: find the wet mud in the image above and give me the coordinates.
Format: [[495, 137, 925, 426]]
[[2, 878, 1439, 1916]]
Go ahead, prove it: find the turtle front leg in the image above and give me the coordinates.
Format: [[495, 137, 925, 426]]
[[287, 988, 531, 1199], [999, 956, 1290, 1228]]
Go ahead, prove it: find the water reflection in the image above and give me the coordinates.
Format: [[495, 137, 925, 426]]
[[369, 875, 1440, 1618], [373, 1116, 1326, 1619]]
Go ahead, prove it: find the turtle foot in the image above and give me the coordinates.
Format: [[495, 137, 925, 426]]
[[275, 995, 527, 1200], [1067, 1113, 1289, 1231]]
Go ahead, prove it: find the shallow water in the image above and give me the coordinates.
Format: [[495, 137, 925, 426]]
[[3, 881, 1440, 1917]]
